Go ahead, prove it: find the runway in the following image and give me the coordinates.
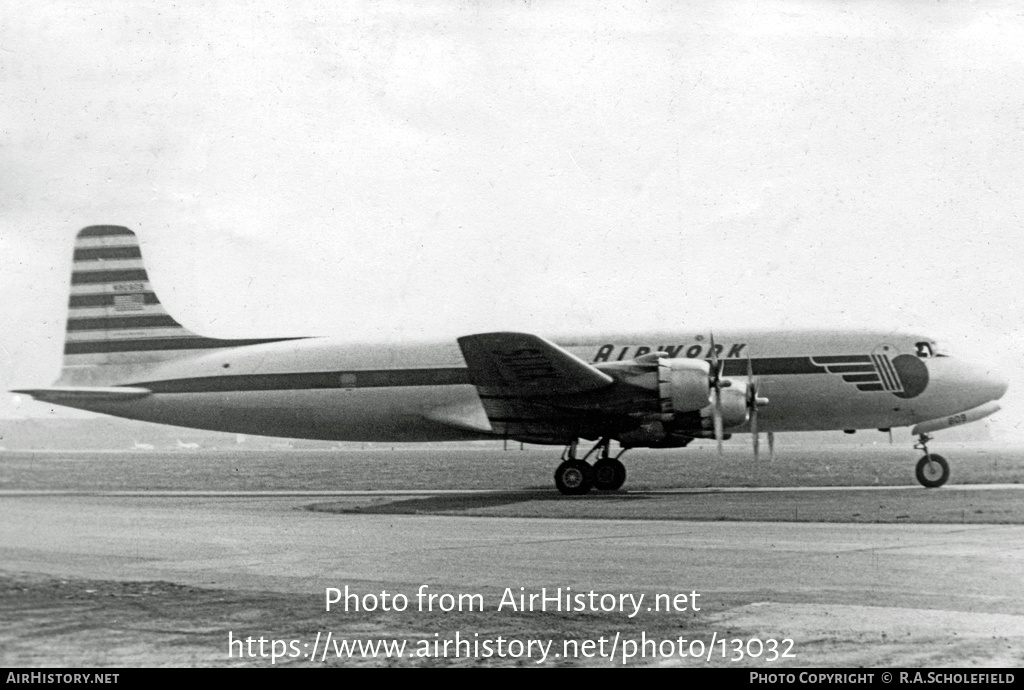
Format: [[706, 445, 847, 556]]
[[3, 482, 1024, 497], [3, 487, 1023, 665], [2, 492, 1023, 603]]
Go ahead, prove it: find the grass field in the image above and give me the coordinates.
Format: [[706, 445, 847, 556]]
[[1, 443, 1022, 492]]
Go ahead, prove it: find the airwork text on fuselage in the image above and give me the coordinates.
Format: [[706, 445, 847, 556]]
[[592, 343, 747, 363]]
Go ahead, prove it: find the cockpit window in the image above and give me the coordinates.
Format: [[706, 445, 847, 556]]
[[917, 341, 950, 358]]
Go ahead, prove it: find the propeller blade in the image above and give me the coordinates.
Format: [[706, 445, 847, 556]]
[[768, 432, 775, 461], [709, 333, 726, 384], [746, 350, 759, 460], [713, 384, 724, 455], [751, 406, 759, 460], [707, 332, 724, 455]]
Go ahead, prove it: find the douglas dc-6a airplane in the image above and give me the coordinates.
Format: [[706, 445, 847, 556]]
[[14, 226, 1008, 494]]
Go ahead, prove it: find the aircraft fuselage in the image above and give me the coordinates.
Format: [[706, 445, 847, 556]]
[[57, 329, 1005, 444]]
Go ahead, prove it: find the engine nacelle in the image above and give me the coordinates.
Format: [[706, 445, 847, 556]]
[[617, 421, 695, 448], [657, 358, 711, 414], [698, 385, 749, 430], [658, 377, 751, 437]]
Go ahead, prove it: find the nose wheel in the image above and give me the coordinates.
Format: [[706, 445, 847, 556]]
[[913, 433, 950, 488]]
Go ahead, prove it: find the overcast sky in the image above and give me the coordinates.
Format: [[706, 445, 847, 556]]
[[2, 1, 1022, 430]]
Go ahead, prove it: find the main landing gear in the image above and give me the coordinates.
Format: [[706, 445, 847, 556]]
[[554, 439, 627, 495], [913, 433, 950, 488]]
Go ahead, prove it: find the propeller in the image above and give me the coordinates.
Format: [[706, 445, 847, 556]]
[[747, 353, 759, 459], [745, 350, 770, 460], [768, 432, 775, 461], [708, 333, 725, 455]]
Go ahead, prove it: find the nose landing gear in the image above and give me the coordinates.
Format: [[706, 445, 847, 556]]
[[913, 433, 949, 488], [554, 439, 628, 495]]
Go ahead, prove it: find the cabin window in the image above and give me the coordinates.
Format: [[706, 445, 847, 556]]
[[915, 342, 934, 358]]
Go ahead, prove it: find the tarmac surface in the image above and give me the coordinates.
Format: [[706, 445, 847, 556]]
[[3, 475, 1023, 665], [0, 491, 1021, 601], [0, 490, 1021, 601], [0, 487, 1019, 663]]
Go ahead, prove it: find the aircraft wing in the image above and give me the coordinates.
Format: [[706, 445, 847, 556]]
[[457, 332, 612, 397], [456, 332, 613, 442]]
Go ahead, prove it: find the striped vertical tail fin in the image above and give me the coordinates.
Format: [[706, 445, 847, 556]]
[[57, 225, 294, 386]]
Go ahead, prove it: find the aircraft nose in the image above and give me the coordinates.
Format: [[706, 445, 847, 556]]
[[974, 363, 1008, 402], [990, 370, 1009, 401]]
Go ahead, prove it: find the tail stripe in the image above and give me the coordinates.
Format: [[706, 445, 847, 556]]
[[71, 283, 150, 296], [71, 269, 149, 285], [77, 226, 136, 238], [66, 315, 183, 331], [73, 246, 143, 261], [73, 237, 143, 250], [72, 258, 146, 272], [67, 327, 200, 342], [69, 292, 161, 308]]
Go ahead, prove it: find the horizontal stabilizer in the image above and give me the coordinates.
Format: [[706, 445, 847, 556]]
[[12, 386, 152, 404], [457, 332, 613, 397]]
